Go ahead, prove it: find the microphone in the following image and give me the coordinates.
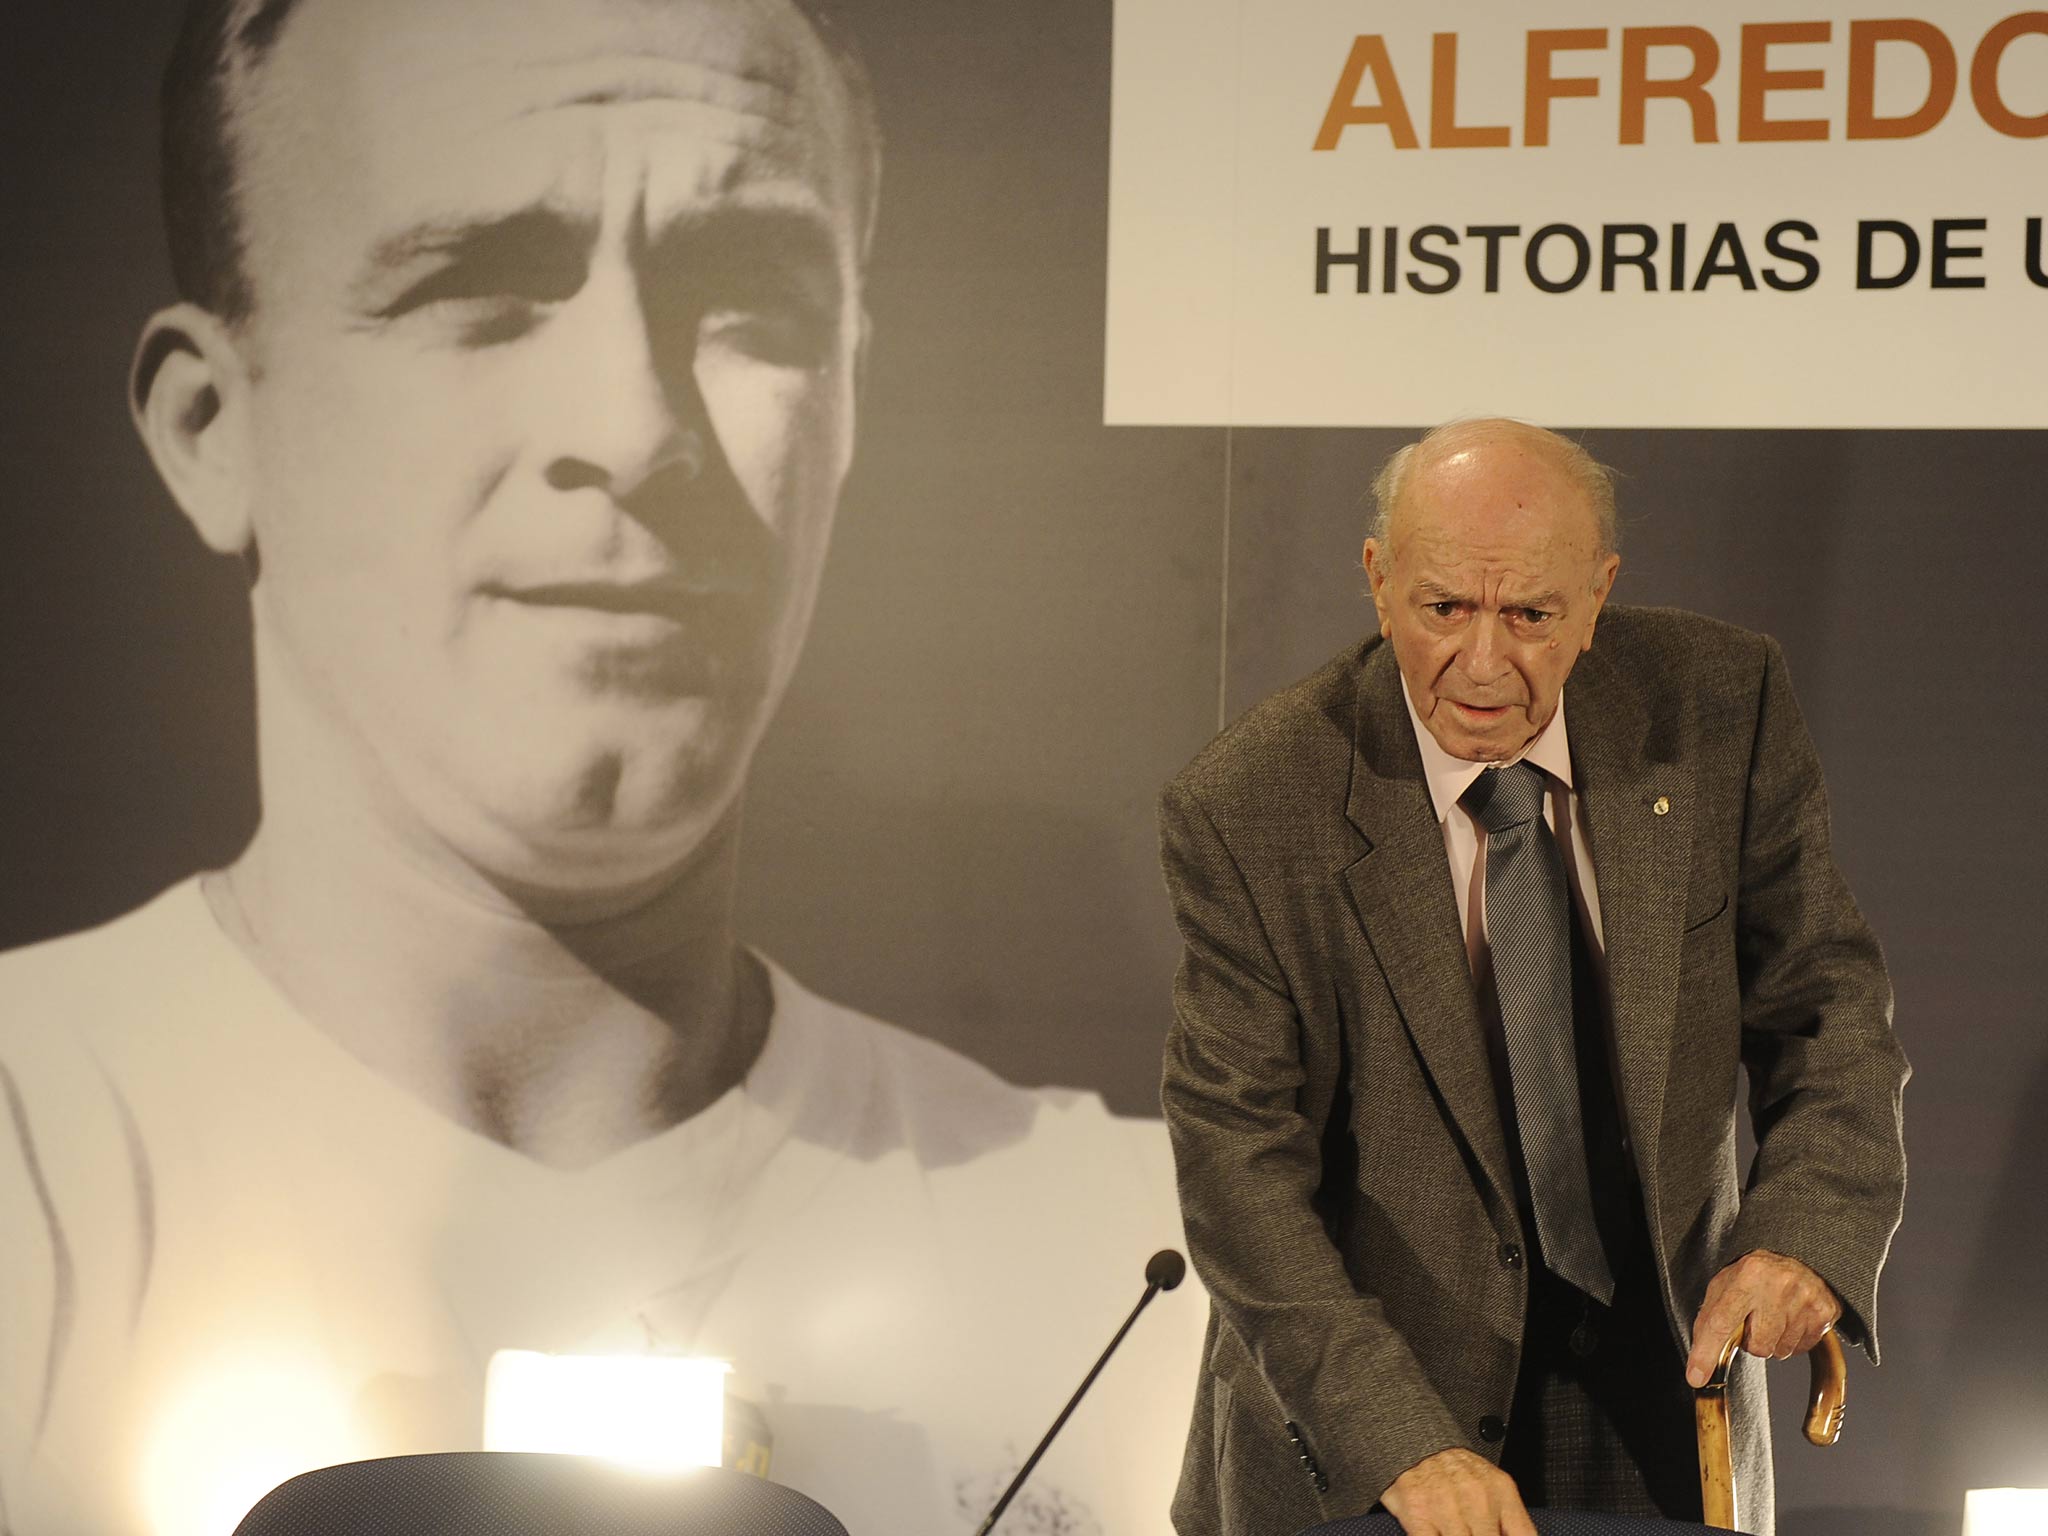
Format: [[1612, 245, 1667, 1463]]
[[972, 1250, 1188, 1536], [1145, 1249, 1187, 1290]]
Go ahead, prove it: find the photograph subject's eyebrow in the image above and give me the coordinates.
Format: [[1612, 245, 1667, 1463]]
[[348, 206, 595, 303], [645, 201, 844, 288]]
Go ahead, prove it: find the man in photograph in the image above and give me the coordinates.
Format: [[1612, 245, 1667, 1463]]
[[0, 2, 1197, 1533]]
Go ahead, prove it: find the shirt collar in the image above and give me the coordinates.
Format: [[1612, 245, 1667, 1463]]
[[1399, 678, 1575, 824]]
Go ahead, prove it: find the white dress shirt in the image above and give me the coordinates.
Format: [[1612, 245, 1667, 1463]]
[[1398, 680, 1609, 995]]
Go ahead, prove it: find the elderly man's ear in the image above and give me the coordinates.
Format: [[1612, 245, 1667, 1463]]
[[1361, 537, 1395, 639], [130, 304, 257, 558]]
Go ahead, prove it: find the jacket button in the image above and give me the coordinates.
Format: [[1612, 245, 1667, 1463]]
[[1498, 1243, 1523, 1269], [1478, 1415, 1506, 1443]]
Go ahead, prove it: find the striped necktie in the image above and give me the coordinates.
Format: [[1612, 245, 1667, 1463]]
[[1461, 761, 1616, 1305]]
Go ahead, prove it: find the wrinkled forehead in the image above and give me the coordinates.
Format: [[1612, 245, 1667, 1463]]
[[237, 0, 865, 267]]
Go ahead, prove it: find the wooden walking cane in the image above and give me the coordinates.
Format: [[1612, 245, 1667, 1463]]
[[1694, 1324, 1848, 1530]]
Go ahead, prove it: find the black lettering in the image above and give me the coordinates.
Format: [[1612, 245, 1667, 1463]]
[[1317, 227, 1372, 294], [1526, 223, 1592, 293], [1465, 225, 1521, 292], [1931, 217, 1987, 289], [1382, 225, 1400, 294], [1858, 220, 1920, 288], [1601, 224, 1660, 292], [1690, 222, 1757, 290], [1406, 226, 1461, 293], [1670, 223, 1688, 295], [2028, 217, 2048, 288], [1762, 221, 1821, 291]]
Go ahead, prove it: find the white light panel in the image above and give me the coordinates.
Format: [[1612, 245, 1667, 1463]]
[[483, 1352, 729, 1473], [1963, 1488, 2048, 1536]]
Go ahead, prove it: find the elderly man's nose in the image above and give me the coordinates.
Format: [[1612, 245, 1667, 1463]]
[[540, 280, 705, 499], [1458, 615, 1508, 679]]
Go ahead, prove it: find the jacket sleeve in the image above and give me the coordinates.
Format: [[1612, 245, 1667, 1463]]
[[1158, 779, 1467, 1515], [1723, 636, 1910, 1361]]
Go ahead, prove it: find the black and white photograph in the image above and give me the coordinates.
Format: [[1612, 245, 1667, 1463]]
[[0, 3, 1206, 1533]]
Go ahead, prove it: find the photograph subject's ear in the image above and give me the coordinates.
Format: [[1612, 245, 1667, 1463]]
[[844, 299, 872, 465], [853, 302, 873, 395], [130, 302, 257, 557]]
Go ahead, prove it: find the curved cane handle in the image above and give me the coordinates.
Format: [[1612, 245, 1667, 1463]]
[[1695, 1325, 1847, 1529], [1800, 1327, 1848, 1447]]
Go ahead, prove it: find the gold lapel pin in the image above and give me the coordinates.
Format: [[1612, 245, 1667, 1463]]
[[1653, 795, 1671, 816]]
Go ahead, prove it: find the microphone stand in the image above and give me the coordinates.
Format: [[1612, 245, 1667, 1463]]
[[972, 1252, 1185, 1536]]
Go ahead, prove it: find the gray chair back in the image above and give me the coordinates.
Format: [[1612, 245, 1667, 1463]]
[[230, 1451, 850, 1536]]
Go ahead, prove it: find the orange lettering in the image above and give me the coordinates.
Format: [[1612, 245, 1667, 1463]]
[[1620, 27, 1720, 144], [1525, 29, 1609, 146], [1431, 33, 1512, 148], [1740, 22, 1833, 142], [1314, 35, 1420, 150], [1971, 12, 2048, 139], [1848, 20, 1957, 139]]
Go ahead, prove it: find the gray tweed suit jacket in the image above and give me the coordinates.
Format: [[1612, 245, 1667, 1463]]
[[1159, 606, 1908, 1536]]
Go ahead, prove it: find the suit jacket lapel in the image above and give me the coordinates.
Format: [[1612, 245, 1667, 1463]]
[[1567, 643, 1694, 1195], [1340, 645, 1518, 1224]]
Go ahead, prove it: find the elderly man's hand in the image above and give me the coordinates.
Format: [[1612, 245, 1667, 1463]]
[[1381, 1447, 1537, 1536], [1685, 1248, 1841, 1387]]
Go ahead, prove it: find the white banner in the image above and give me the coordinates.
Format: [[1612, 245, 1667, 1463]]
[[1105, 1, 2048, 427]]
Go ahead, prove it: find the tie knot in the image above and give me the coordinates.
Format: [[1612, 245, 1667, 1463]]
[[1460, 761, 1549, 833]]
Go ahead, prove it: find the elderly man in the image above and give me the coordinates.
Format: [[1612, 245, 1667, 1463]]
[[1159, 419, 1906, 1536], [0, 2, 1196, 1533]]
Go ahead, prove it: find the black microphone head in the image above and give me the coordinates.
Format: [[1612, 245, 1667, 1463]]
[[1146, 1249, 1187, 1291]]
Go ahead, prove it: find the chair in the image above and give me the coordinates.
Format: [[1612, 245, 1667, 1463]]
[[229, 1451, 850, 1536], [1303, 1516, 1719, 1536]]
